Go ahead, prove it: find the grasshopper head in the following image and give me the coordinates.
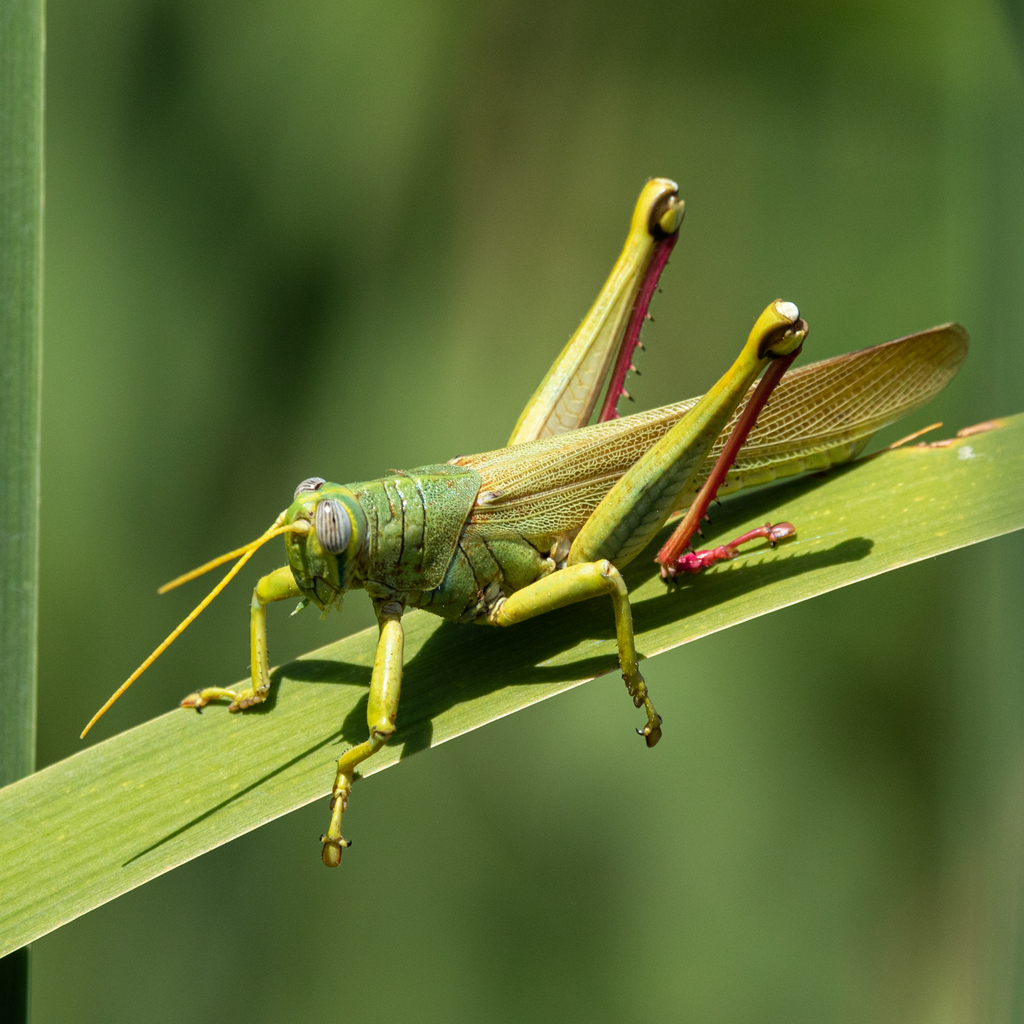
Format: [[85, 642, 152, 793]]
[[285, 478, 367, 611]]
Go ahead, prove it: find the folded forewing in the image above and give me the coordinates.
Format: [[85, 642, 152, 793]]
[[454, 324, 968, 546]]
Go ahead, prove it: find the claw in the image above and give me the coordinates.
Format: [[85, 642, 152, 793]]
[[180, 690, 226, 710], [639, 717, 663, 747]]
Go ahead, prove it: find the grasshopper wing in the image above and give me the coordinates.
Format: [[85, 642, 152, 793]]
[[456, 323, 968, 549], [713, 321, 970, 495]]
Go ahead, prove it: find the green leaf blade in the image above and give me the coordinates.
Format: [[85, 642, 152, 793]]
[[2, 413, 1023, 956]]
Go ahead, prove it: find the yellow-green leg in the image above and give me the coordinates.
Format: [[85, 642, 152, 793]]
[[321, 601, 405, 867], [181, 565, 300, 711], [489, 561, 661, 746]]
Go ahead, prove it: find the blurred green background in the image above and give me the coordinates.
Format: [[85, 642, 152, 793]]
[[31, 0, 1024, 1020]]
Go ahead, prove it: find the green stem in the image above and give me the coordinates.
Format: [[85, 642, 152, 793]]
[[0, 0, 45, 1018]]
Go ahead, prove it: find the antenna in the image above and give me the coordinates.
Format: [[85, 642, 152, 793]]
[[80, 514, 309, 738]]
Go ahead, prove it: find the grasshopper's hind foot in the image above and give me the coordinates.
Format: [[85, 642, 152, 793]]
[[661, 521, 795, 580]]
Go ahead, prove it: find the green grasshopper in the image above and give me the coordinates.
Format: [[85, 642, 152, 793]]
[[82, 178, 968, 867]]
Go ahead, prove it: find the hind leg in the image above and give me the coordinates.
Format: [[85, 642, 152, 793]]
[[508, 179, 684, 444]]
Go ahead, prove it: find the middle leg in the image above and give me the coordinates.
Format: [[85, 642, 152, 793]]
[[321, 600, 405, 867], [489, 561, 662, 746]]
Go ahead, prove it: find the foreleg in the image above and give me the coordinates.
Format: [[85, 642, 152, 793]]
[[181, 565, 301, 710]]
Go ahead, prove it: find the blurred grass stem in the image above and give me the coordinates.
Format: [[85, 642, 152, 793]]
[[0, 0, 45, 1018]]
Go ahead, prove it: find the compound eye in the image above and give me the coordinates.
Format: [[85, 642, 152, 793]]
[[294, 476, 326, 500], [315, 499, 351, 554]]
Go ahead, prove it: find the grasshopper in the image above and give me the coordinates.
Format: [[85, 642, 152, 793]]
[[83, 178, 968, 866]]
